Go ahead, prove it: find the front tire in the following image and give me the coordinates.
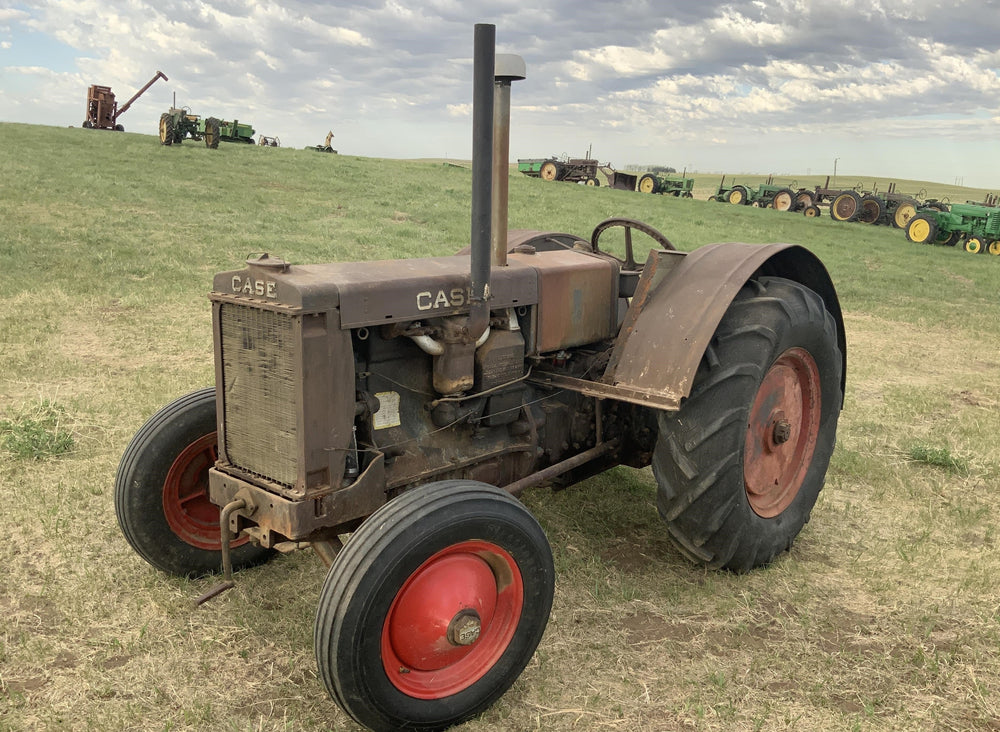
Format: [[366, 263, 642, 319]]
[[114, 388, 273, 577], [315, 480, 554, 732], [653, 277, 842, 572]]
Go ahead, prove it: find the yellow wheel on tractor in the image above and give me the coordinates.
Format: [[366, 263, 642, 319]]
[[539, 161, 559, 181], [728, 186, 748, 205], [988, 240, 1000, 256], [905, 214, 937, 244], [158, 113, 174, 146], [893, 201, 918, 229], [830, 191, 862, 222], [965, 237, 985, 254], [638, 174, 657, 194]]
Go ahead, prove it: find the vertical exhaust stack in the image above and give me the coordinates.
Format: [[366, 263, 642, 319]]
[[491, 54, 526, 268], [467, 23, 496, 341]]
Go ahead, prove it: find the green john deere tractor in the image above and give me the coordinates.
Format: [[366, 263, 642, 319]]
[[158, 108, 255, 148], [904, 201, 1000, 255]]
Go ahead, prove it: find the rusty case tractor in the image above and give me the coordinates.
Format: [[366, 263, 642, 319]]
[[115, 25, 845, 732]]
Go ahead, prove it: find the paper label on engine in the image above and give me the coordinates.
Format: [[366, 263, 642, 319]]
[[373, 391, 401, 430]]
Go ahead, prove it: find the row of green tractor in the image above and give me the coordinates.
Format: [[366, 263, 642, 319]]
[[711, 176, 936, 228], [902, 194, 1000, 255]]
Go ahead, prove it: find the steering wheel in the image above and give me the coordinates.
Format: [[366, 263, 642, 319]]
[[590, 217, 676, 271]]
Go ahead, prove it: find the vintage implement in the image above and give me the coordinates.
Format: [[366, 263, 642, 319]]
[[83, 70, 167, 132], [115, 24, 846, 732]]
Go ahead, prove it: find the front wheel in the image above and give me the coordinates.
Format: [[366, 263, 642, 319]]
[[315, 480, 554, 732], [114, 388, 273, 576], [653, 277, 843, 572]]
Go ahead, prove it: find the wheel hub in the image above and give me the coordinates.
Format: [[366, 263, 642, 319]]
[[744, 348, 821, 518], [382, 540, 523, 699], [447, 608, 483, 646], [163, 432, 250, 551]]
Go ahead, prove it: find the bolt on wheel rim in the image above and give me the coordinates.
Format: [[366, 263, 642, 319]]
[[743, 348, 821, 518], [382, 540, 524, 699]]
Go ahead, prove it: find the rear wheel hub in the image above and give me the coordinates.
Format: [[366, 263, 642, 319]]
[[744, 348, 821, 518]]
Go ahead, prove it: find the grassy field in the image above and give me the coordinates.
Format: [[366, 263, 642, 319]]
[[2, 122, 1000, 731]]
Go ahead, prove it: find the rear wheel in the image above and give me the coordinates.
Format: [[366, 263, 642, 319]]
[[114, 388, 273, 576], [539, 160, 560, 181], [653, 277, 842, 572], [905, 214, 938, 244], [795, 191, 814, 210], [158, 113, 174, 146], [204, 118, 221, 149], [830, 191, 862, 221], [727, 186, 749, 205], [893, 200, 918, 229], [315, 480, 554, 732], [857, 195, 884, 224], [772, 189, 794, 211], [638, 174, 658, 194]]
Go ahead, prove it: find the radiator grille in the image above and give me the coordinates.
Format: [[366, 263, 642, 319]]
[[219, 304, 298, 487]]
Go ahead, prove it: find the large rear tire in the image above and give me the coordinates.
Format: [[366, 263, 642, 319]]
[[771, 188, 794, 211], [204, 117, 221, 149], [114, 388, 274, 577], [638, 174, 658, 194], [830, 191, 862, 221], [158, 113, 174, 146], [905, 214, 938, 244], [539, 160, 560, 181], [315, 480, 554, 732], [727, 185, 749, 205], [653, 277, 842, 572]]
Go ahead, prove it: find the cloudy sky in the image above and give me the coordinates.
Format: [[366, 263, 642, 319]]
[[3, 0, 1000, 188]]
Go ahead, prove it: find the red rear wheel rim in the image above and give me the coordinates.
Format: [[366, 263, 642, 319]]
[[382, 540, 524, 699], [744, 348, 821, 518], [162, 432, 249, 551]]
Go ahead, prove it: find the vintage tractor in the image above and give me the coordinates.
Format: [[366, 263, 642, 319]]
[[636, 172, 695, 197], [904, 201, 1000, 254], [711, 175, 799, 211], [83, 71, 167, 131], [115, 25, 846, 732], [518, 153, 607, 185], [159, 108, 254, 147], [796, 178, 868, 222]]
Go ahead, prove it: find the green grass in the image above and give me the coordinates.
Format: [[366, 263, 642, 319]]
[[3, 121, 1000, 731]]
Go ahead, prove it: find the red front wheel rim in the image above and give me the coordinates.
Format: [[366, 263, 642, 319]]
[[162, 432, 249, 551], [744, 348, 822, 518], [382, 540, 524, 699]]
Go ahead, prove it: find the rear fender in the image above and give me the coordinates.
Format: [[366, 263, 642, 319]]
[[602, 242, 846, 409]]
